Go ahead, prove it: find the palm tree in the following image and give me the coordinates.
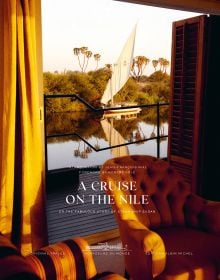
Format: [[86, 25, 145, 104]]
[[73, 142, 81, 157], [94, 138, 100, 150], [150, 125, 156, 138], [131, 56, 150, 81], [105, 64, 111, 68], [137, 56, 150, 76], [94, 53, 101, 70], [84, 50, 93, 72], [152, 59, 159, 72], [158, 57, 164, 72], [73, 46, 95, 72], [85, 146, 92, 153], [80, 46, 88, 72], [163, 59, 170, 73], [73, 47, 83, 71]]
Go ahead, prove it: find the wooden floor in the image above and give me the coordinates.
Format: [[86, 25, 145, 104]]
[[46, 171, 118, 244]]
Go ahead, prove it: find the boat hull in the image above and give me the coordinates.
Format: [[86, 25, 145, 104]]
[[103, 107, 142, 120]]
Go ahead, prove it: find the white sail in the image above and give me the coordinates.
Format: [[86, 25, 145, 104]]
[[101, 25, 137, 105], [101, 119, 129, 157]]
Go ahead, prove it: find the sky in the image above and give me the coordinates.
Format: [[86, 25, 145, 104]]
[[42, 0, 200, 75]]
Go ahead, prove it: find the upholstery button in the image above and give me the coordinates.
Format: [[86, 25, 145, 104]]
[[167, 193, 172, 202], [147, 167, 154, 178], [131, 155, 138, 161], [130, 169, 137, 178], [140, 181, 146, 191], [157, 180, 164, 189]]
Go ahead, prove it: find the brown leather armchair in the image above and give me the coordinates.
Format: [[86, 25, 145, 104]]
[[101, 155, 220, 280], [0, 233, 126, 280]]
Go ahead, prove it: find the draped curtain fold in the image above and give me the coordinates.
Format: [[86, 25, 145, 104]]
[[0, 0, 48, 255]]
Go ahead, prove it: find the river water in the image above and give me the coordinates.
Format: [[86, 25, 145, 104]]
[[46, 107, 169, 170]]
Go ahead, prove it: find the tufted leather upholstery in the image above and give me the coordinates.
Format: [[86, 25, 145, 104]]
[[0, 233, 40, 280], [0, 234, 125, 280], [101, 155, 220, 280]]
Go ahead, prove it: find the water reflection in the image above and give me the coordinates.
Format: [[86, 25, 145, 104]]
[[101, 118, 129, 157], [46, 107, 169, 170]]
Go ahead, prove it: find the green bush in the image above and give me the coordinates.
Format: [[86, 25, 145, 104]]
[[43, 69, 170, 112]]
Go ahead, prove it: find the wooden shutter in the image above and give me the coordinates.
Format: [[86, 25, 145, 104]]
[[168, 15, 206, 193]]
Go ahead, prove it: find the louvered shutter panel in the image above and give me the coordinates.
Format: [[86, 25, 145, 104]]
[[168, 15, 206, 193]]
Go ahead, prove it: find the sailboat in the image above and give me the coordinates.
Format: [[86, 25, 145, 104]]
[[101, 25, 141, 118], [101, 118, 129, 157]]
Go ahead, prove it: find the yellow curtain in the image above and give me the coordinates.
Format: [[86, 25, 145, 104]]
[[0, 0, 48, 255]]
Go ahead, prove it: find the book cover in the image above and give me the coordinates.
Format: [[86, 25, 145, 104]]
[[1, 0, 220, 279]]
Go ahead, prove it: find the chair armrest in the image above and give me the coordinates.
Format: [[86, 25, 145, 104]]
[[26, 237, 97, 280], [0, 234, 40, 279], [199, 202, 220, 235], [125, 220, 165, 255], [119, 220, 166, 280]]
